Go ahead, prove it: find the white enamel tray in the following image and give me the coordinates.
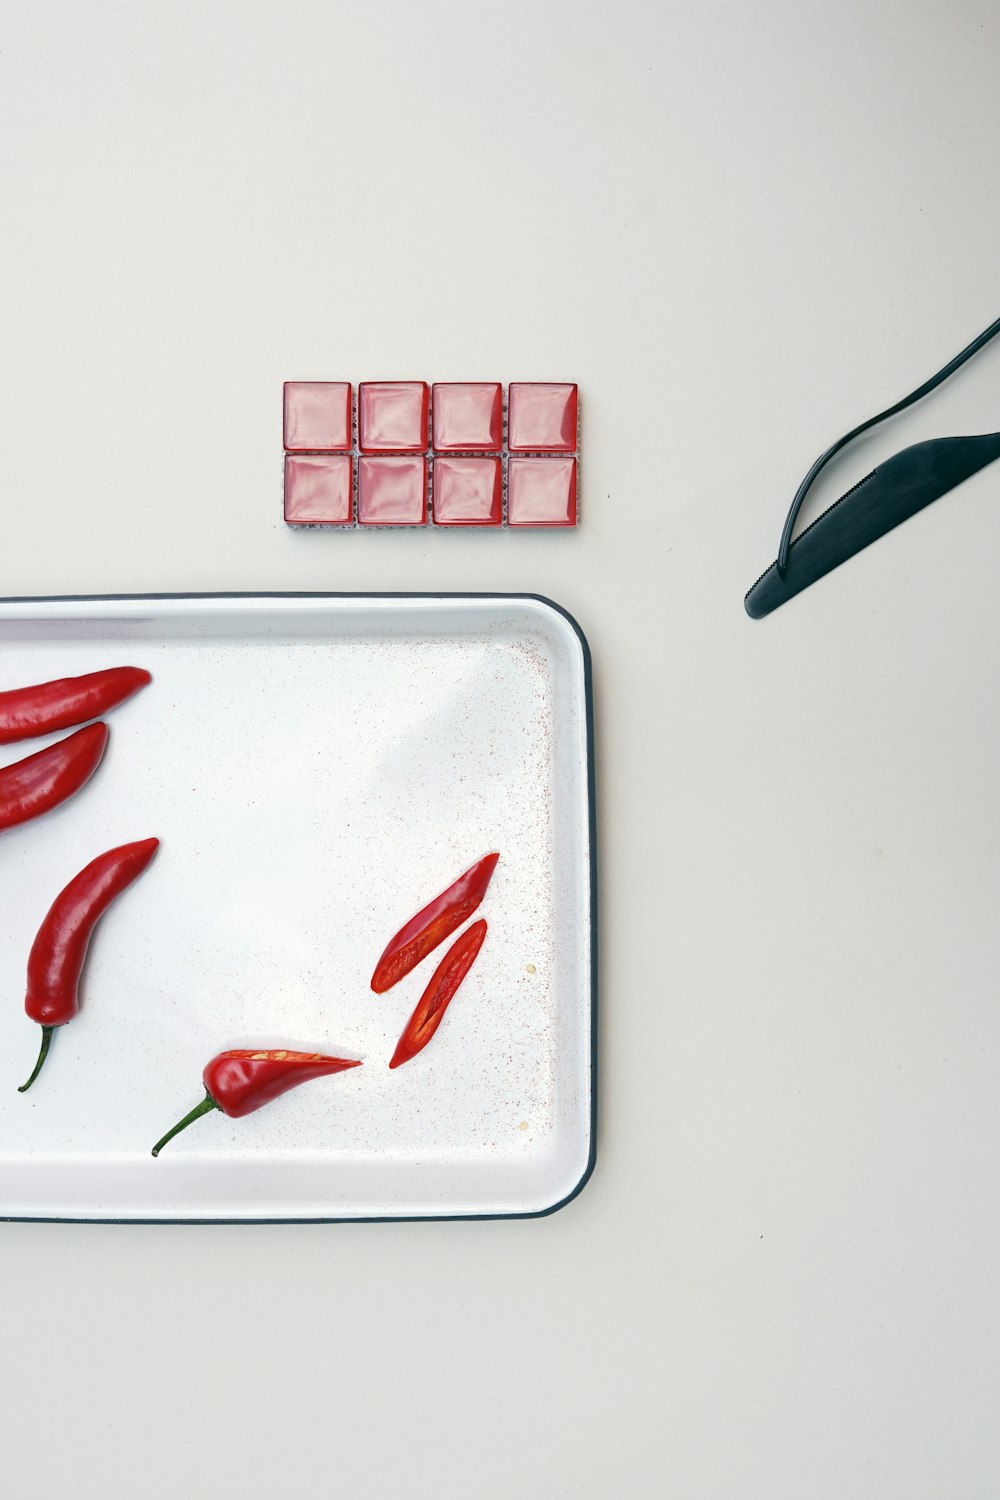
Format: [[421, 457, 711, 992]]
[[0, 595, 595, 1221]]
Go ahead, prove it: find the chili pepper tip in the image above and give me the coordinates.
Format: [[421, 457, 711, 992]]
[[18, 1026, 54, 1093]]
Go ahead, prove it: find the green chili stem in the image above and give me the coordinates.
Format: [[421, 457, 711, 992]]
[[151, 1092, 219, 1157], [18, 1026, 55, 1093]]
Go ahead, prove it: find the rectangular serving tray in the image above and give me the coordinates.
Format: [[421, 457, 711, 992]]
[[0, 594, 595, 1221]]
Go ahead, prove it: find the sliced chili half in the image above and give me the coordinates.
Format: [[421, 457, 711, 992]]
[[371, 852, 498, 994], [389, 918, 488, 1069]]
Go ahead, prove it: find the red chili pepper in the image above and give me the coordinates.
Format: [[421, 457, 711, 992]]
[[19, 837, 160, 1092], [371, 852, 499, 993], [0, 666, 150, 745], [0, 722, 109, 833], [389, 918, 487, 1069], [151, 1049, 363, 1156]]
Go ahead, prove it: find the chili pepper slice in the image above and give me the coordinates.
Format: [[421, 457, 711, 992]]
[[151, 1049, 363, 1156], [389, 918, 487, 1069], [19, 837, 160, 1092], [0, 666, 151, 745], [0, 722, 109, 833], [371, 851, 498, 994]]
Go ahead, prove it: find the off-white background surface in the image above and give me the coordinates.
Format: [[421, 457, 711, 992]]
[[2, 2, 999, 1495]]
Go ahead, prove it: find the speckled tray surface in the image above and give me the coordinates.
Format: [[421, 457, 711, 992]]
[[0, 594, 595, 1221]]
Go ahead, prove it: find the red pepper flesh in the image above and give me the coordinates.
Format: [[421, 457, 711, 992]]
[[389, 918, 487, 1069], [204, 1049, 363, 1117], [0, 666, 150, 745], [0, 722, 109, 833], [19, 837, 160, 1091], [371, 852, 498, 994], [151, 1049, 363, 1156]]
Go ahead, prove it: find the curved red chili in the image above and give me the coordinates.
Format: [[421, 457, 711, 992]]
[[151, 1049, 363, 1156], [0, 722, 109, 833], [0, 666, 150, 745], [389, 918, 487, 1069], [371, 851, 498, 993], [19, 837, 160, 1092]]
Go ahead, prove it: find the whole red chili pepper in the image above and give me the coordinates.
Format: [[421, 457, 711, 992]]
[[371, 851, 498, 993], [19, 837, 160, 1092], [0, 722, 109, 833], [389, 918, 487, 1069], [151, 1049, 363, 1156], [0, 666, 151, 745]]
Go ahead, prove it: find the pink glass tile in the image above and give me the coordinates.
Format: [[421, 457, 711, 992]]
[[280, 377, 582, 531], [358, 382, 429, 453], [432, 457, 502, 526], [507, 383, 578, 453], [284, 454, 353, 525], [431, 383, 503, 452], [283, 382, 352, 452], [506, 457, 578, 527], [357, 456, 427, 525]]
